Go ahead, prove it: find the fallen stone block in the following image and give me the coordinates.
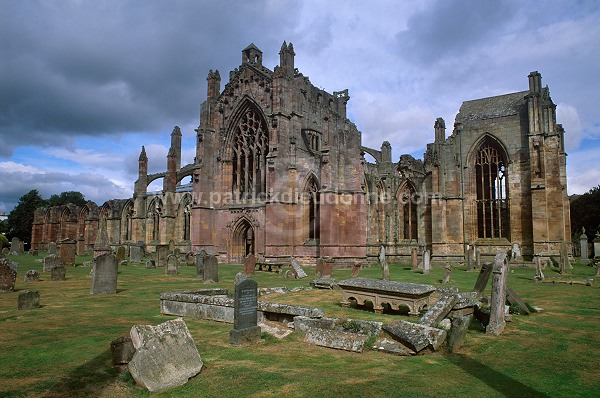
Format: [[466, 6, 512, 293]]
[[419, 294, 457, 327], [305, 327, 367, 353], [383, 320, 447, 352], [372, 337, 416, 356], [128, 318, 203, 392]]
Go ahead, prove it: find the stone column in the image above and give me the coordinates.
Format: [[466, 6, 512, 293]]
[[487, 252, 508, 336], [580, 229, 589, 265]]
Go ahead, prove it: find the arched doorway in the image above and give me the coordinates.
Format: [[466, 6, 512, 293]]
[[232, 219, 254, 262]]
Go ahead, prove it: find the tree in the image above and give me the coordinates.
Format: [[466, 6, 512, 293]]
[[47, 191, 86, 207], [6, 189, 46, 246], [570, 185, 600, 240]]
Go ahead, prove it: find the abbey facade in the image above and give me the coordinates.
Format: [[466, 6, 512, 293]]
[[31, 42, 571, 266]]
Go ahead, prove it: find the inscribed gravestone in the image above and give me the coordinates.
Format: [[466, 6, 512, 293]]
[[44, 254, 61, 272], [24, 270, 40, 282], [534, 256, 545, 281], [18, 290, 40, 310], [130, 245, 142, 264], [0, 258, 17, 292], [48, 242, 57, 255], [196, 250, 207, 279], [229, 278, 261, 346], [244, 254, 256, 276], [487, 252, 509, 336], [203, 254, 218, 283], [60, 238, 77, 265], [166, 254, 178, 275], [51, 265, 66, 281], [91, 253, 118, 294]]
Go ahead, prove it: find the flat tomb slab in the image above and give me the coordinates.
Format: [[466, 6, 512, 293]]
[[338, 278, 436, 316]]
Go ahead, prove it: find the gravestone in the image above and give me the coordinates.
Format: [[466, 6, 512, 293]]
[[380, 246, 390, 281], [411, 247, 418, 270], [580, 229, 589, 265], [30, 250, 38, 256], [533, 256, 545, 282], [506, 286, 530, 315], [185, 252, 195, 267], [511, 243, 522, 261], [156, 245, 169, 268], [24, 270, 40, 282], [110, 336, 135, 367], [229, 278, 261, 346], [487, 252, 509, 336], [422, 250, 430, 275], [475, 249, 481, 269], [203, 254, 218, 283], [196, 250, 207, 279], [11, 237, 22, 254], [0, 258, 17, 292], [290, 258, 308, 279], [322, 260, 334, 279], [93, 221, 111, 259], [315, 258, 325, 277], [77, 235, 86, 256], [473, 262, 493, 296], [166, 254, 179, 275], [43, 254, 61, 272], [130, 245, 142, 264], [48, 242, 57, 255], [442, 266, 452, 284], [466, 247, 474, 271], [351, 261, 361, 277], [18, 290, 40, 310], [168, 239, 175, 254], [51, 266, 66, 281], [559, 241, 571, 273], [2, 248, 9, 256], [116, 246, 127, 264], [244, 254, 256, 276], [594, 231, 600, 259], [145, 259, 156, 269], [128, 318, 203, 392], [19, 241, 24, 254], [91, 253, 118, 294], [60, 238, 77, 265], [234, 272, 248, 285]]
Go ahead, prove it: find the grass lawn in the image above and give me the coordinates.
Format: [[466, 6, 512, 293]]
[[0, 253, 598, 398]]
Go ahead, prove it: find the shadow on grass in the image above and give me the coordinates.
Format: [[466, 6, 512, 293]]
[[448, 353, 551, 398], [43, 349, 123, 398]]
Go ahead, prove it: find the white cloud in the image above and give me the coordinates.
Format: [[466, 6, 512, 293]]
[[556, 103, 583, 151]]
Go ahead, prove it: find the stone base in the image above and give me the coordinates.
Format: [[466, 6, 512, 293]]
[[229, 325, 262, 346]]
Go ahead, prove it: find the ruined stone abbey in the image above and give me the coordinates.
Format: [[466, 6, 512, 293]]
[[31, 42, 571, 266]]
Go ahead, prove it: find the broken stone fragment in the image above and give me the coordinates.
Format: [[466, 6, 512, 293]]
[[128, 318, 203, 392], [383, 320, 447, 353]]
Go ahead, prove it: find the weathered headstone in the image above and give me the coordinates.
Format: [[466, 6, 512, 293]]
[[43, 254, 61, 272], [580, 229, 589, 265], [0, 258, 17, 292], [116, 246, 127, 264], [466, 247, 474, 271], [487, 252, 509, 336], [168, 239, 175, 254], [51, 265, 66, 281], [315, 258, 325, 277], [156, 245, 169, 268], [594, 231, 600, 259], [475, 249, 481, 269], [130, 245, 142, 264], [229, 278, 261, 346], [185, 252, 195, 267], [244, 253, 256, 276], [30, 249, 38, 256], [322, 259, 334, 278], [18, 290, 40, 310], [166, 254, 179, 275], [60, 238, 77, 265], [422, 250, 430, 275], [506, 286, 530, 315], [48, 241, 57, 255], [442, 266, 452, 284], [351, 261, 361, 277], [91, 253, 118, 294], [110, 336, 135, 367], [380, 246, 390, 280], [11, 237, 22, 254], [511, 243, 522, 261], [195, 250, 207, 279], [290, 258, 308, 279], [448, 313, 473, 351], [411, 247, 418, 270], [533, 255, 545, 282], [383, 320, 447, 352], [93, 220, 111, 259], [1, 248, 9, 256], [203, 254, 219, 283], [419, 294, 458, 328], [145, 259, 156, 269], [473, 262, 493, 296], [128, 318, 203, 392], [559, 240, 571, 273], [24, 270, 40, 282], [234, 272, 248, 285]]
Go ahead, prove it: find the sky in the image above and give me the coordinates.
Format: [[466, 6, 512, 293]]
[[1, 0, 599, 213]]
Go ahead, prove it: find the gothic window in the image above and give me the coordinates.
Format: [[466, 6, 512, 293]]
[[475, 140, 509, 239], [122, 202, 133, 242], [232, 108, 269, 201], [148, 199, 162, 241], [183, 204, 191, 241], [305, 176, 320, 241], [377, 182, 386, 243], [399, 183, 418, 240]]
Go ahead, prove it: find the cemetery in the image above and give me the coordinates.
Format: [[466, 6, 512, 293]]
[[0, 248, 598, 397]]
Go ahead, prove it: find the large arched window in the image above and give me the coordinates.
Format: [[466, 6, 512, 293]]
[[305, 176, 320, 241], [398, 183, 418, 240], [475, 139, 509, 239], [232, 107, 269, 201]]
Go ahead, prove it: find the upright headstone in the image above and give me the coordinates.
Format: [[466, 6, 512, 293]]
[[168, 239, 175, 254], [511, 243, 522, 261], [18, 290, 40, 310], [94, 221, 111, 259], [559, 241, 571, 273], [203, 254, 219, 283], [145, 259, 156, 269], [18, 241, 24, 254], [10, 237, 21, 254], [315, 258, 325, 277], [48, 242, 57, 255], [29, 249, 38, 256], [130, 245, 142, 264], [322, 260, 334, 278], [156, 245, 169, 268], [594, 231, 600, 259], [466, 247, 474, 271], [475, 249, 481, 269], [116, 246, 127, 264], [195, 250, 207, 279], [442, 266, 452, 284], [76, 235, 86, 256], [91, 253, 118, 294], [185, 252, 195, 267], [229, 278, 261, 346], [580, 228, 589, 265], [24, 270, 40, 282], [379, 246, 389, 280], [533, 255, 545, 282], [0, 258, 17, 292], [43, 254, 61, 272], [51, 265, 66, 281], [244, 254, 256, 276], [166, 254, 178, 275], [351, 261, 361, 277], [487, 252, 509, 336], [290, 258, 308, 279], [411, 247, 418, 270], [60, 238, 77, 265], [422, 250, 430, 275]]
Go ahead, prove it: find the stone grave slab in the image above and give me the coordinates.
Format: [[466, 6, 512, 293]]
[[315, 258, 325, 277], [473, 262, 493, 296], [146, 259, 156, 269], [487, 252, 508, 336], [91, 253, 118, 294], [505, 286, 530, 315], [419, 294, 458, 328], [383, 320, 447, 352], [156, 245, 169, 268], [116, 246, 126, 264], [290, 258, 308, 279], [48, 242, 57, 255]]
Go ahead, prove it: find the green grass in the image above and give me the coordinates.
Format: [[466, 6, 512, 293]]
[[0, 253, 599, 397]]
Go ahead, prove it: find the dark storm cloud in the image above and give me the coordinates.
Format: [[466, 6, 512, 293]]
[[0, 0, 300, 156]]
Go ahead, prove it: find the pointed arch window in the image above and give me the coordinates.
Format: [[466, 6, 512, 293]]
[[399, 183, 418, 240], [475, 140, 509, 239], [305, 176, 320, 241], [232, 107, 269, 201]]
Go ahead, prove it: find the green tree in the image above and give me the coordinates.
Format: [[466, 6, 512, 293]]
[[570, 185, 600, 240], [47, 191, 86, 207], [6, 189, 46, 246]]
